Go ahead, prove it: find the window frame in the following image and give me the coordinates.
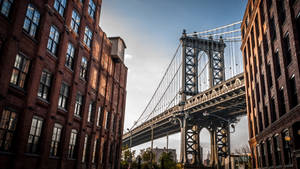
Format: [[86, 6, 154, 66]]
[[58, 82, 69, 109], [37, 70, 52, 100], [27, 116, 43, 154], [83, 26, 93, 48], [88, 0, 96, 19], [50, 123, 63, 157], [23, 3, 40, 38], [67, 129, 77, 159], [53, 0, 66, 17], [0, 108, 17, 152], [10, 53, 30, 89], [65, 42, 75, 70], [70, 9, 80, 34], [47, 25, 60, 56], [87, 101, 94, 123], [82, 134, 89, 163], [0, 0, 14, 17], [80, 57, 88, 80], [74, 93, 83, 117]]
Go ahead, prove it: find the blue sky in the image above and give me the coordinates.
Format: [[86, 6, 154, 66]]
[[100, 0, 248, 160]]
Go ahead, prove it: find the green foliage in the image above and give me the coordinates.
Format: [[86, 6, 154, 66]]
[[159, 152, 178, 169], [141, 149, 155, 163]]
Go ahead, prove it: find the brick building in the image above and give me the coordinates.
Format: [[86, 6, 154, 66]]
[[241, 0, 300, 168], [0, 0, 127, 169]]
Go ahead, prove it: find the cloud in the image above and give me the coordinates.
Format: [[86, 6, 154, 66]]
[[125, 54, 133, 60]]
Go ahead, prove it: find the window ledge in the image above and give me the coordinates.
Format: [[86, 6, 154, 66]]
[[57, 107, 68, 113], [74, 115, 82, 121], [65, 66, 74, 73], [0, 151, 14, 155], [49, 156, 61, 160], [46, 50, 58, 61], [9, 84, 26, 96], [79, 77, 87, 83], [24, 153, 40, 157]]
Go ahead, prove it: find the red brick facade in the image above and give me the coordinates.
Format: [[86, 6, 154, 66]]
[[241, 0, 300, 168], [0, 0, 127, 169]]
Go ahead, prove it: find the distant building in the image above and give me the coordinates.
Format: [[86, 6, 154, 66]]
[[225, 154, 251, 169], [140, 147, 177, 163], [241, 0, 300, 168], [0, 0, 127, 169]]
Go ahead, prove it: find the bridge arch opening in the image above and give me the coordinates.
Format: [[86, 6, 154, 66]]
[[198, 51, 210, 92], [199, 127, 212, 166]]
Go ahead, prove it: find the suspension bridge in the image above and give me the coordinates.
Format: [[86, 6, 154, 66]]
[[122, 21, 246, 169]]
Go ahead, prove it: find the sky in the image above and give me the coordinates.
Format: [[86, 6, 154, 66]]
[[100, 0, 249, 160]]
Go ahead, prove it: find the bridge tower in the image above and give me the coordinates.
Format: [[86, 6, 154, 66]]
[[179, 30, 229, 169]]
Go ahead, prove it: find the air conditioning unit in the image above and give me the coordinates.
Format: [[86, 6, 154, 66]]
[[109, 37, 126, 62]]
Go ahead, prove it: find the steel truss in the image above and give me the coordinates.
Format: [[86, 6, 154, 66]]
[[180, 31, 228, 168]]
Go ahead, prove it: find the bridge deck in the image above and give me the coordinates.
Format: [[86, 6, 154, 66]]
[[123, 73, 246, 147]]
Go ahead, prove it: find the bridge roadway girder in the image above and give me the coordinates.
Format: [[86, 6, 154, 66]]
[[122, 74, 246, 149]]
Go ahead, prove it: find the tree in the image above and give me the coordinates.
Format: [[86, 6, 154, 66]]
[[159, 152, 178, 169]]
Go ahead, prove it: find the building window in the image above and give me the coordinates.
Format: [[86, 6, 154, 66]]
[[264, 106, 269, 128], [10, 54, 30, 88], [0, 109, 17, 151], [23, 4, 40, 38], [282, 130, 292, 165], [251, 29, 255, 48], [274, 50, 281, 78], [37, 70, 52, 100], [91, 139, 98, 163], [80, 57, 88, 80], [278, 87, 286, 116], [258, 111, 263, 132], [96, 107, 101, 126], [297, 14, 300, 45], [270, 98, 276, 123], [266, 138, 273, 166], [27, 116, 43, 154], [270, 17, 276, 42], [103, 111, 109, 129], [53, 0, 66, 17], [82, 135, 89, 163], [74, 93, 83, 117], [266, 63, 273, 88], [65, 43, 75, 69], [0, 0, 13, 17], [83, 26, 92, 48], [255, 16, 260, 37], [58, 83, 69, 109], [273, 134, 282, 166], [289, 75, 298, 109], [47, 26, 60, 56], [277, 0, 286, 24], [88, 0, 96, 19], [261, 143, 266, 167], [50, 123, 62, 157], [259, 3, 265, 24], [70, 10, 80, 34], [261, 74, 266, 96], [256, 145, 261, 167], [283, 33, 292, 65], [263, 33, 269, 56], [266, 0, 272, 9], [87, 102, 94, 123], [68, 129, 77, 159]]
